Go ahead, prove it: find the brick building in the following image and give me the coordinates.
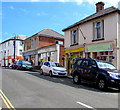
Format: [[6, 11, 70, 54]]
[[23, 29, 65, 66]]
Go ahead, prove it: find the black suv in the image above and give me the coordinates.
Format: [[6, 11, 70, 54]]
[[71, 58, 120, 90]]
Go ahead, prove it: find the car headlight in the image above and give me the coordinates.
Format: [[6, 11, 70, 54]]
[[108, 72, 119, 79], [53, 69, 59, 71]]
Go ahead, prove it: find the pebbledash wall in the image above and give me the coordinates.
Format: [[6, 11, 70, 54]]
[[63, 2, 120, 72]]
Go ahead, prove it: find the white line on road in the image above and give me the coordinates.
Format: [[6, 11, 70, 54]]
[[105, 93, 118, 95], [76, 101, 96, 110]]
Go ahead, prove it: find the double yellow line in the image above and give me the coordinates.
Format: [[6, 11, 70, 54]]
[[0, 89, 16, 110]]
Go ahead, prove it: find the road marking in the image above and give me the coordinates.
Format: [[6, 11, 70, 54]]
[[0, 90, 16, 110], [105, 93, 118, 95], [76, 101, 96, 110]]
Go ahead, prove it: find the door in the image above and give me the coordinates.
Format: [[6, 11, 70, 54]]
[[80, 59, 90, 80], [87, 60, 98, 82], [45, 62, 51, 74]]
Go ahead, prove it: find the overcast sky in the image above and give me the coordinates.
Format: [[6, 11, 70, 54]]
[[1, 0, 120, 42]]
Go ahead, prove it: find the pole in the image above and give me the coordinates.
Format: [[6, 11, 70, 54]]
[[13, 36, 16, 60]]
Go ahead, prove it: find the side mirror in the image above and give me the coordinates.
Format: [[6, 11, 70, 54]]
[[91, 65, 97, 69]]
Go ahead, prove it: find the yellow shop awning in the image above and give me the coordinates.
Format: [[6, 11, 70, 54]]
[[65, 47, 84, 53]]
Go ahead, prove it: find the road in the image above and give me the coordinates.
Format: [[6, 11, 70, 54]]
[[1, 68, 120, 109]]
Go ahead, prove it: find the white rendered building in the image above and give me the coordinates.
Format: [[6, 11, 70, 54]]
[[0, 35, 27, 66]]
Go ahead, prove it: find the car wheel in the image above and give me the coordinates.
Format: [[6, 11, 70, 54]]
[[39, 69, 43, 75], [49, 71, 53, 77], [73, 73, 81, 84], [97, 78, 107, 90]]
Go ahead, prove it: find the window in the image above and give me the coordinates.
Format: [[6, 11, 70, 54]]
[[93, 20, 104, 41], [8, 50, 9, 56], [77, 60, 83, 66], [44, 62, 50, 66], [19, 49, 22, 55], [8, 41, 9, 46], [19, 41, 23, 46], [71, 29, 78, 45], [81, 60, 89, 67]]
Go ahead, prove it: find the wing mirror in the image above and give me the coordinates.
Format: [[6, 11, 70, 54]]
[[91, 65, 97, 69]]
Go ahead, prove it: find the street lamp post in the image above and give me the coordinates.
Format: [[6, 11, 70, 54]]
[[13, 36, 16, 61]]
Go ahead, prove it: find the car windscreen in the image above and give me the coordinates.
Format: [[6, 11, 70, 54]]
[[96, 61, 116, 70], [51, 62, 63, 67], [22, 61, 31, 65]]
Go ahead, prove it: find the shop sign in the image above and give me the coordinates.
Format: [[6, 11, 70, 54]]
[[65, 47, 84, 54], [86, 43, 113, 52]]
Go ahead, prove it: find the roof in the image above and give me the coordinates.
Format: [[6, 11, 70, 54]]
[[62, 6, 120, 31], [0, 35, 27, 44], [0, 38, 23, 45], [25, 29, 64, 40]]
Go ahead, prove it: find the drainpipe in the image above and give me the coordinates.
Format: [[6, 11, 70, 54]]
[[56, 44, 60, 63], [117, 13, 120, 70]]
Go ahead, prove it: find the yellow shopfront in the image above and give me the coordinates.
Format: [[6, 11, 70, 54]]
[[65, 47, 84, 74]]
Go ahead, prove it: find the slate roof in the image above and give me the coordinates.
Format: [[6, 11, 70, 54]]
[[62, 6, 120, 31]]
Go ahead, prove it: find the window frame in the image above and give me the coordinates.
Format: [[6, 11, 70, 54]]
[[70, 29, 78, 46], [93, 20, 104, 41]]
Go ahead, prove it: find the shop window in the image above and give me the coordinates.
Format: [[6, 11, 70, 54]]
[[71, 29, 78, 46], [93, 20, 104, 41]]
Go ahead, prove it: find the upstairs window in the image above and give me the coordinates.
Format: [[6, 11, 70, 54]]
[[19, 49, 22, 55], [19, 41, 23, 46], [71, 29, 78, 45], [93, 20, 104, 41]]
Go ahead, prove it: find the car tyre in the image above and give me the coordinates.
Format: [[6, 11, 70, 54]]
[[49, 71, 53, 77], [97, 78, 107, 90], [39, 69, 43, 75], [73, 73, 81, 84]]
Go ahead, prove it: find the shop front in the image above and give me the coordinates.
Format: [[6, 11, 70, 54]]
[[85, 43, 114, 63], [65, 47, 84, 74], [23, 50, 36, 65], [37, 44, 58, 64]]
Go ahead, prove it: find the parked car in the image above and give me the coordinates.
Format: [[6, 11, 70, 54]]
[[11, 61, 19, 69], [17, 60, 33, 70], [39, 61, 67, 77], [71, 58, 120, 90]]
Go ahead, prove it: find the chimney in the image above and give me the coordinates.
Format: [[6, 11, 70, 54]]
[[96, 2, 105, 12]]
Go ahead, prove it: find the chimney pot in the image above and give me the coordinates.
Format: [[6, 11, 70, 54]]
[[96, 2, 105, 12]]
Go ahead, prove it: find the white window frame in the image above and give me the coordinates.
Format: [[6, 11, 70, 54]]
[[71, 29, 78, 45], [93, 20, 104, 40]]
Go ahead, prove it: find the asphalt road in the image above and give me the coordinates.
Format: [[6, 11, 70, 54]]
[[1, 68, 120, 109]]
